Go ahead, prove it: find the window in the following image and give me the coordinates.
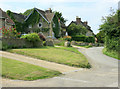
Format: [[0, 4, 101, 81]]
[[38, 22, 42, 28], [28, 25, 32, 28]]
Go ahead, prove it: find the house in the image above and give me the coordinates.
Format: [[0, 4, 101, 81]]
[[7, 8, 60, 38], [0, 8, 15, 29], [24, 8, 57, 38], [67, 16, 94, 36]]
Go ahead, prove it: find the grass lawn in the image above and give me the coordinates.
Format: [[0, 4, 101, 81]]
[[76, 45, 92, 48], [56, 47, 82, 54], [2, 57, 62, 80], [103, 48, 119, 60], [8, 47, 91, 68]]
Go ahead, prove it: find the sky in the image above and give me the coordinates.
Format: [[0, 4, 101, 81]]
[[0, 0, 119, 34]]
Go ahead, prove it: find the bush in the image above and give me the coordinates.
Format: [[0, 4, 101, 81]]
[[21, 33, 41, 47], [72, 35, 95, 43], [54, 41, 65, 46], [63, 36, 72, 41], [1, 27, 21, 38], [72, 35, 86, 41], [21, 33, 40, 42], [85, 36, 95, 43]]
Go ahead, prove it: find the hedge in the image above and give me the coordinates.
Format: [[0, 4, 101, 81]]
[[72, 35, 95, 43]]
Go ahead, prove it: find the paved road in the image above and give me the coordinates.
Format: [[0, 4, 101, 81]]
[[2, 47, 118, 87]]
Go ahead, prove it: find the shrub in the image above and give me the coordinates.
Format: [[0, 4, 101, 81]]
[[72, 35, 86, 42], [1, 27, 21, 38], [54, 41, 65, 46], [21, 33, 40, 42], [21, 33, 41, 47], [72, 35, 95, 43], [63, 36, 72, 41], [85, 36, 95, 43]]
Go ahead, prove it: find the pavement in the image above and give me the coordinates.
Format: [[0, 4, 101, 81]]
[[1, 47, 119, 87]]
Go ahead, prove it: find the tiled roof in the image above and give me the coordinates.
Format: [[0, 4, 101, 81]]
[[12, 12, 27, 23], [26, 8, 55, 23], [45, 13, 54, 22], [0, 8, 15, 25], [36, 8, 55, 23]]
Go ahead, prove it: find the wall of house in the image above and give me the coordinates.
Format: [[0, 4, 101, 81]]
[[0, 19, 12, 29], [0, 19, 5, 28], [26, 15, 49, 37], [86, 31, 93, 36]]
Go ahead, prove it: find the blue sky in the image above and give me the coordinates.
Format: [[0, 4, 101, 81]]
[[0, 0, 119, 34]]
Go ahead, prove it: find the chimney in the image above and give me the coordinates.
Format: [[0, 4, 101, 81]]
[[76, 16, 81, 24], [84, 21, 88, 26], [45, 8, 52, 13]]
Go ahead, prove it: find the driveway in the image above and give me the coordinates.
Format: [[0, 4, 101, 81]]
[[2, 47, 118, 87]]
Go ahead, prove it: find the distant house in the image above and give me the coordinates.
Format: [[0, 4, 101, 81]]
[[67, 16, 94, 36], [0, 8, 15, 29]]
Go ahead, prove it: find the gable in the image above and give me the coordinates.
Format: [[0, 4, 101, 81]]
[[0, 8, 15, 25], [25, 8, 55, 24], [25, 9, 48, 26], [25, 8, 49, 24]]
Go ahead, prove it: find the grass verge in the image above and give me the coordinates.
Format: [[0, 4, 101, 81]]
[[8, 47, 91, 68], [76, 45, 92, 48], [103, 48, 119, 60], [2, 57, 62, 80]]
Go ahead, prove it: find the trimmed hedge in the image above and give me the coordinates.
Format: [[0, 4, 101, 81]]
[[72, 35, 95, 43]]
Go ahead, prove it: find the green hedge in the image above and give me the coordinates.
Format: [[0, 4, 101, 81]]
[[72, 35, 95, 43]]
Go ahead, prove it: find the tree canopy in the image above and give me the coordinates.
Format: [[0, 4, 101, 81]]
[[67, 23, 88, 36], [54, 11, 67, 23], [98, 8, 120, 51]]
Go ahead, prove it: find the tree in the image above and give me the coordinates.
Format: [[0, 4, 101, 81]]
[[99, 8, 120, 51], [67, 23, 87, 36], [96, 30, 105, 43], [54, 11, 67, 23]]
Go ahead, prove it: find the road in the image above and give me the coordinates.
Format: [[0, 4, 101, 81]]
[[2, 47, 118, 87]]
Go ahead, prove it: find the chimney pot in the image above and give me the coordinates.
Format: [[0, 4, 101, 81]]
[[46, 8, 52, 13], [84, 21, 88, 26], [76, 16, 81, 24]]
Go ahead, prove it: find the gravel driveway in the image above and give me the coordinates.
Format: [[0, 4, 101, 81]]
[[2, 47, 118, 87]]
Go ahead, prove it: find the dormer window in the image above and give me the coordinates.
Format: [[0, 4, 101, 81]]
[[38, 22, 42, 28], [29, 25, 32, 28]]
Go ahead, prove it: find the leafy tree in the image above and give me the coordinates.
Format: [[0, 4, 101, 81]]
[[54, 11, 67, 24], [96, 30, 105, 43], [99, 8, 120, 52], [53, 14, 60, 38], [67, 23, 87, 36]]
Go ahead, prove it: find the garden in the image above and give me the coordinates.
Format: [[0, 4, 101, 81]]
[[1, 26, 92, 80]]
